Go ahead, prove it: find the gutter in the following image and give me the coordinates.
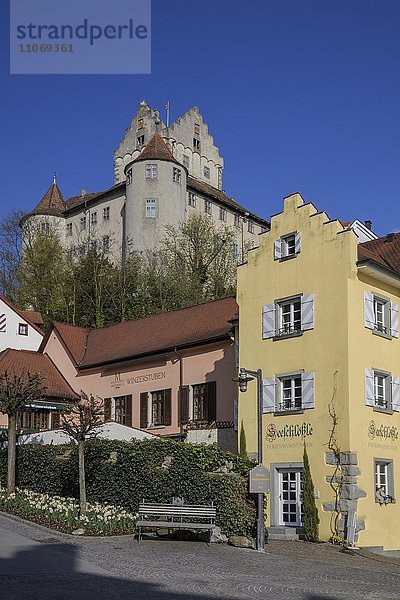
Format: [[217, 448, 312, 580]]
[[174, 347, 184, 434]]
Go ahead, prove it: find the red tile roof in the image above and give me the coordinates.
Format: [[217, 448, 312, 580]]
[[20, 311, 44, 326], [0, 349, 78, 400], [358, 233, 400, 273], [48, 297, 237, 369], [32, 183, 65, 216], [52, 321, 89, 365], [133, 132, 181, 165]]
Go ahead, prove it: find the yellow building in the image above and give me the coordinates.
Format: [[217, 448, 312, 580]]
[[237, 193, 400, 553]]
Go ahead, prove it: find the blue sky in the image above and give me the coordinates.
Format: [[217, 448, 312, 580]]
[[1, 0, 400, 235]]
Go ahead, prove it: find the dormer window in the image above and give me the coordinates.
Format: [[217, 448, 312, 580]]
[[137, 135, 145, 147], [194, 123, 200, 135], [274, 232, 301, 260], [193, 138, 201, 150], [137, 118, 144, 130]]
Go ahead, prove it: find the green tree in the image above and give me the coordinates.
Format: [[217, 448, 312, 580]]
[[0, 371, 44, 493], [239, 421, 248, 461], [302, 444, 320, 542], [0, 210, 25, 303], [17, 231, 72, 326]]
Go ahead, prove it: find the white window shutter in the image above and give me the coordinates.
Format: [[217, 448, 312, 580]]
[[390, 302, 399, 338], [391, 376, 400, 412], [364, 292, 375, 330], [263, 378, 275, 413], [295, 232, 301, 254], [274, 239, 282, 260], [365, 368, 375, 407], [301, 294, 314, 331], [302, 372, 315, 409], [262, 304, 276, 339]]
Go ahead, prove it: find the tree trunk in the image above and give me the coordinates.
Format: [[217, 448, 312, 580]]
[[7, 413, 17, 494], [78, 439, 87, 518]]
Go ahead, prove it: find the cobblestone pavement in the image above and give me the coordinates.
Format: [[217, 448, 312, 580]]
[[1, 513, 400, 600]]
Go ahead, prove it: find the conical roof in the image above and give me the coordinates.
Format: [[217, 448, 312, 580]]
[[32, 182, 65, 216], [133, 132, 181, 165]]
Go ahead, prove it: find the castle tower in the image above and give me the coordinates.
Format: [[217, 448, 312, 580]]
[[21, 176, 66, 245], [124, 133, 187, 254]]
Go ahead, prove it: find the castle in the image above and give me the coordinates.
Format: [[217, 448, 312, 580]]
[[23, 101, 269, 260]]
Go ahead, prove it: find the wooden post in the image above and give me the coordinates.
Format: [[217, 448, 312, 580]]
[[7, 413, 17, 494]]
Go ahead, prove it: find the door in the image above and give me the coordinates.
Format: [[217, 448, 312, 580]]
[[279, 469, 303, 527]]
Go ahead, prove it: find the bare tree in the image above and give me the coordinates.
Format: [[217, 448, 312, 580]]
[[60, 393, 103, 517], [0, 371, 45, 493]]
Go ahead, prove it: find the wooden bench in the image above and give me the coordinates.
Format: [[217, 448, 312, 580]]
[[137, 500, 217, 542]]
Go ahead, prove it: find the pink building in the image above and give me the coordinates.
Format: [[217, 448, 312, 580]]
[[39, 297, 239, 451]]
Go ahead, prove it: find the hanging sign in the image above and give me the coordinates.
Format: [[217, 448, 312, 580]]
[[249, 465, 270, 494]]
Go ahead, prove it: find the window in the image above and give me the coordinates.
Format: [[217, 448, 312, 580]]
[[145, 163, 158, 179], [374, 459, 394, 501], [364, 292, 398, 337], [151, 389, 171, 426], [194, 123, 200, 135], [204, 200, 212, 215], [191, 382, 216, 423], [193, 138, 201, 150], [275, 232, 301, 260], [90, 239, 97, 251], [188, 192, 196, 208], [90, 212, 97, 226], [182, 154, 189, 168], [277, 298, 302, 336], [103, 207, 110, 222], [219, 207, 227, 222], [234, 214, 241, 229], [173, 167, 181, 183], [365, 369, 400, 411], [204, 166, 210, 179], [102, 236, 110, 253], [137, 118, 144, 129], [40, 222, 50, 235], [262, 294, 314, 339], [18, 410, 49, 432], [80, 216, 86, 231], [137, 134, 145, 147], [279, 375, 302, 412], [18, 323, 28, 336], [232, 242, 239, 259], [78, 245, 85, 258], [248, 220, 255, 234], [126, 168, 132, 186], [263, 372, 315, 414], [66, 223, 73, 237], [146, 198, 157, 218], [115, 396, 127, 425]]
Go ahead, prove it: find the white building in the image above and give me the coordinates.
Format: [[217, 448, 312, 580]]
[[0, 296, 43, 352]]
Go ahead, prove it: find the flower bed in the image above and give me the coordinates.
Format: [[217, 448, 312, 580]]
[[0, 488, 138, 535]]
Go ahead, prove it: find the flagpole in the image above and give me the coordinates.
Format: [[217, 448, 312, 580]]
[[165, 100, 170, 127]]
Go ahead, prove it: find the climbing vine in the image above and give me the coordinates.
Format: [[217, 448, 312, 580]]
[[326, 371, 344, 538]]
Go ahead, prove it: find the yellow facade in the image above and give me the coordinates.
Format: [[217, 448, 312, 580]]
[[237, 193, 400, 552]]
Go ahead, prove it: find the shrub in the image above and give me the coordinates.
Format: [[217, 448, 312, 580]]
[[302, 444, 320, 542], [0, 439, 255, 537]]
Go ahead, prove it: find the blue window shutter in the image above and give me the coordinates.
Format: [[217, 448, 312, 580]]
[[263, 378, 275, 413], [295, 232, 301, 254], [274, 239, 282, 260], [391, 376, 400, 412], [301, 294, 314, 331], [262, 304, 276, 339], [365, 368, 375, 407], [364, 292, 375, 330], [390, 302, 399, 338], [302, 372, 315, 409]]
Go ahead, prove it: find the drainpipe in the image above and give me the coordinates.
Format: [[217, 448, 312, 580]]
[[174, 347, 184, 435]]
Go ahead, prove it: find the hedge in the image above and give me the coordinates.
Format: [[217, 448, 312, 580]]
[[0, 438, 256, 537]]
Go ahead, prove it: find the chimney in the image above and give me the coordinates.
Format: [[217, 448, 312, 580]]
[[386, 233, 395, 243], [364, 220, 372, 230], [81, 188, 87, 197]]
